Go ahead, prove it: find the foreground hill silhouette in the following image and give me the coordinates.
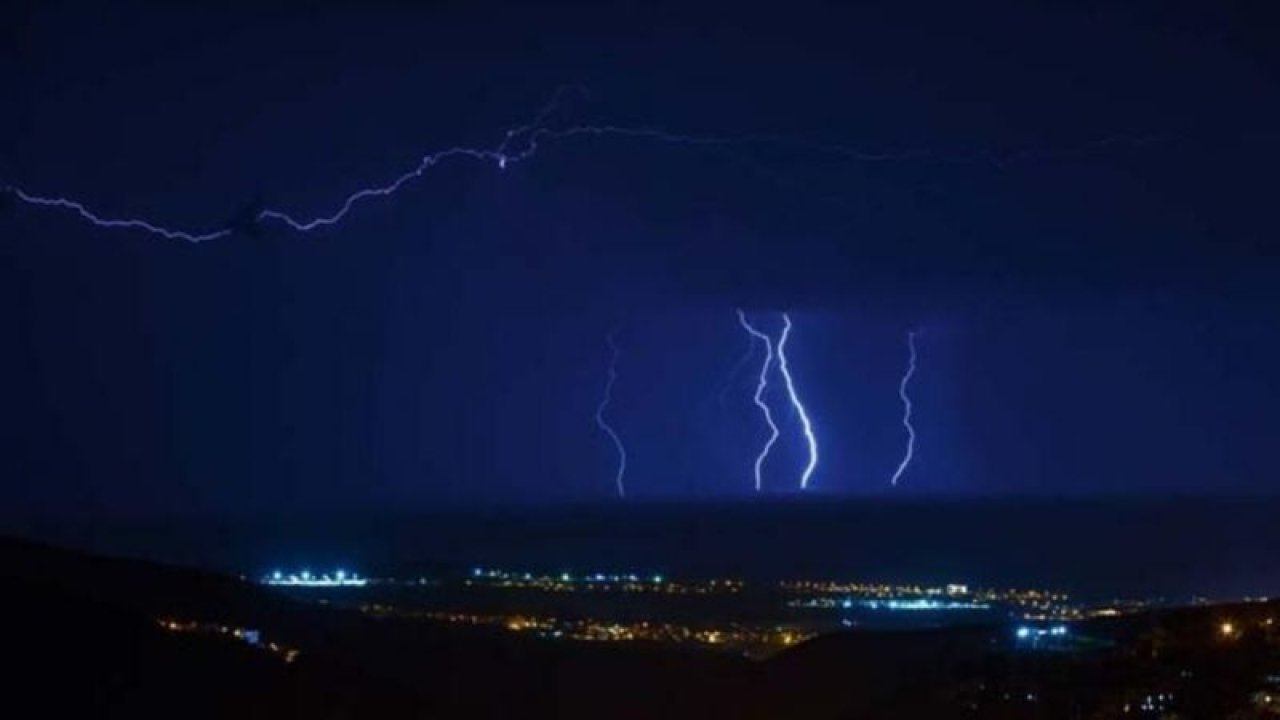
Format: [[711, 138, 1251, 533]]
[[4, 535, 1277, 718]]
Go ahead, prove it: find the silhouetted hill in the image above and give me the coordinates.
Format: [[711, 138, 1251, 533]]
[[4, 535, 1277, 718], [2, 536, 755, 718]]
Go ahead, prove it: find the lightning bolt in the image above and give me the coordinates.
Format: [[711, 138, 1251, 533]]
[[776, 313, 819, 490], [6, 188, 237, 244], [736, 310, 779, 493], [1, 87, 582, 243], [595, 331, 626, 499], [702, 332, 757, 414], [890, 330, 919, 487], [3, 86, 1168, 243]]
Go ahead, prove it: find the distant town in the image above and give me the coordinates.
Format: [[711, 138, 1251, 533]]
[[255, 565, 1263, 659]]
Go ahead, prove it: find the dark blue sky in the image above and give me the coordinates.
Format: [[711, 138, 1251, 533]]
[[2, 1, 1278, 516]]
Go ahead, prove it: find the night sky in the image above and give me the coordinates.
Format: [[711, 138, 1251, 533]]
[[3, 1, 1278, 518]]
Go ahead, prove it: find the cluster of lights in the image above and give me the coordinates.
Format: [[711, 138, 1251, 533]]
[[471, 568, 663, 584], [156, 618, 299, 663], [464, 568, 741, 595], [862, 598, 991, 611], [782, 579, 1072, 618], [789, 596, 990, 611], [1126, 692, 1175, 714], [1014, 624, 1070, 641], [360, 604, 809, 656], [1078, 597, 1170, 619], [781, 579, 971, 597], [263, 569, 367, 587], [1217, 615, 1278, 641]]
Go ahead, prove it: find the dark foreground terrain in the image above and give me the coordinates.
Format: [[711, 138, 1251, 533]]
[[4, 536, 1278, 718]]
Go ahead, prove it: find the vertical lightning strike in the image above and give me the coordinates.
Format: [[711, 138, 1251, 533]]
[[595, 332, 627, 499], [736, 310, 779, 492], [776, 313, 819, 490], [707, 333, 757, 413], [890, 330, 919, 487]]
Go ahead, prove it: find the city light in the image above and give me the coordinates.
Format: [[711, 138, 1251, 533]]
[[861, 598, 991, 611], [262, 569, 367, 587], [780, 579, 1078, 619], [360, 604, 810, 657], [157, 617, 299, 663], [463, 567, 730, 595], [1013, 623, 1073, 648]]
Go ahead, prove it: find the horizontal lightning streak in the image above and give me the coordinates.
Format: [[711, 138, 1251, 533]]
[[2, 88, 581, 243], [3, 87, 1169, 243], [9, 188, 235, 244]]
